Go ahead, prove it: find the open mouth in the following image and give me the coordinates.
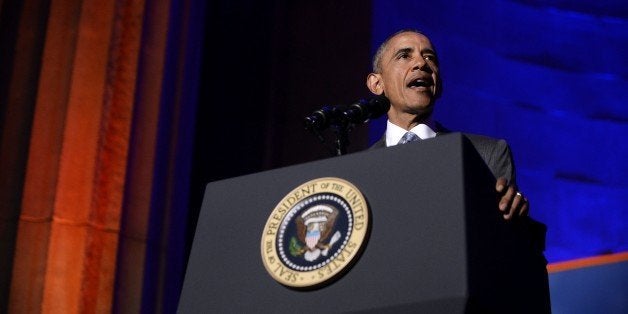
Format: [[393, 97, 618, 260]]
[[407, 77, 433, 89]]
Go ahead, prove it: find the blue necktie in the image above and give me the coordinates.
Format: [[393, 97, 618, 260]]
[[398, 131, 420, 145]]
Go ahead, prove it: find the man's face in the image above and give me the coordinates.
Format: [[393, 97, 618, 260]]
[[369, 32, 440, 119]]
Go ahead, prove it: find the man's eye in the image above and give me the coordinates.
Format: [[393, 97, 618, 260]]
[[423, 55, 436, 61], [398, 53, 410, 59]]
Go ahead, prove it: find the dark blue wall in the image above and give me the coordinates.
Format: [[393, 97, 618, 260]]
[[369, 0, 628, 263]]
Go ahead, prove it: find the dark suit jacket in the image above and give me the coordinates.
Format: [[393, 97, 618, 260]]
[[370, 126, 516, 185]]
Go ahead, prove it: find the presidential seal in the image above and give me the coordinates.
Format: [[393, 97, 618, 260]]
[[260, 177, 369, 288]]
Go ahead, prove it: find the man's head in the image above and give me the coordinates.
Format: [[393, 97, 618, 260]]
[[367, 30, 441, 128]]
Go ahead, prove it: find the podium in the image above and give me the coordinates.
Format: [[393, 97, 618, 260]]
[[178, 133, 550, 313]]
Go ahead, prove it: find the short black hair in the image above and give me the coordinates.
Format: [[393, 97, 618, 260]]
[[372, 29, 428, 73]]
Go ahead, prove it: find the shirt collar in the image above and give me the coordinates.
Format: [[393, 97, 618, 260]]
[[385, 119, 438, 147]]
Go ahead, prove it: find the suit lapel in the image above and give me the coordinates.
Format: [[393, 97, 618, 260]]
[[369, 136, 386, 149]]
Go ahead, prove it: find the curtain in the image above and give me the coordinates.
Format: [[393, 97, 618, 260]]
[[1, 0, 204, 312]]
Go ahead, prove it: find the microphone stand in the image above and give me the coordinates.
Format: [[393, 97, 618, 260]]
[[331, 119, 352, 156], [305, 117, 353, 157]]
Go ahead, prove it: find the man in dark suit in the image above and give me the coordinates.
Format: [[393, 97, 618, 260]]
[[366, 29, 528, 220]]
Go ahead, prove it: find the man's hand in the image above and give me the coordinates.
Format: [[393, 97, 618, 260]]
[[495, 177, 529, 220]]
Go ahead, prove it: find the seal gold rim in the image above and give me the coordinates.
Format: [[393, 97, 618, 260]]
[[260, 177, 369, 288]]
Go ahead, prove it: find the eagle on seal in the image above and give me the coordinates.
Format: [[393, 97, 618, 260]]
[[294, 204, 342, 262]]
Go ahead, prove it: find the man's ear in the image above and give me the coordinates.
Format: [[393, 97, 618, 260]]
[[366, 73, 384, 95]]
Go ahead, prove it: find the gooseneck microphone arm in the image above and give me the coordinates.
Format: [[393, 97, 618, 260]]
[[304, 95, 390, 156], [303, 105, 349, 156]]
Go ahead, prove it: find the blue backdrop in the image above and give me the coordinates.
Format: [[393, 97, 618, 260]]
[[369, 0, 628, 263]]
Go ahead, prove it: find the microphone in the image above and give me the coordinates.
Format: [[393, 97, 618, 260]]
[[341, 95, 390, 124], [304, 105, 343, 131], [304, 95, 390, 131]]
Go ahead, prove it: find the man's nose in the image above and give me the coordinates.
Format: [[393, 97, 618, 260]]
[[412, 57, 430, 72]]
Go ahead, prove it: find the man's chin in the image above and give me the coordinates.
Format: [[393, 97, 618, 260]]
[[408, 101, 435, 116]]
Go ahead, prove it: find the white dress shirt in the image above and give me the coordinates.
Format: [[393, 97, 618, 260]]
[[385, 119, 438, 147]]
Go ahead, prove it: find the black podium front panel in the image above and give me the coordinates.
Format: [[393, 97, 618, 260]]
[[178, 133, 548, 313]]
